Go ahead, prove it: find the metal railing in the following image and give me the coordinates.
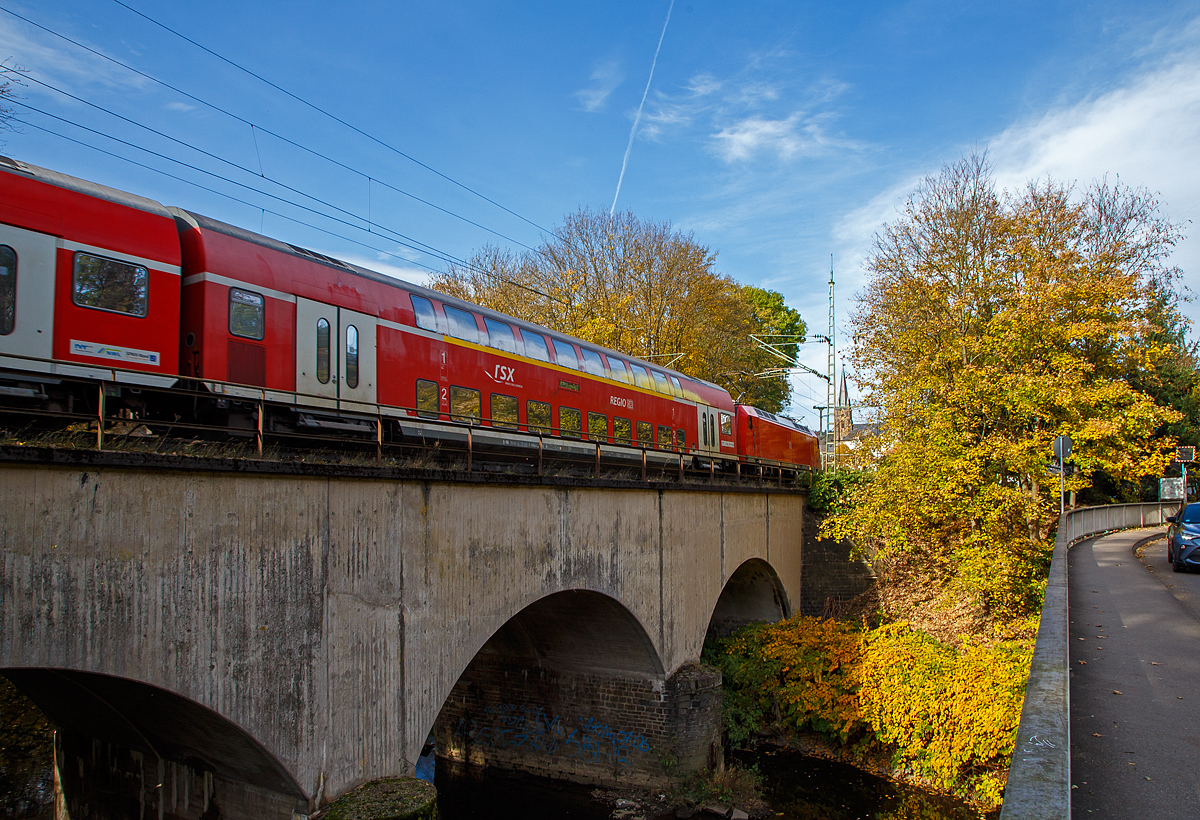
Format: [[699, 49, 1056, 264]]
[[1000, 501, 1176, 820]]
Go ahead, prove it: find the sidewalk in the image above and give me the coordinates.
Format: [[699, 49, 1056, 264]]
[[1068, 527, 1200, 817]]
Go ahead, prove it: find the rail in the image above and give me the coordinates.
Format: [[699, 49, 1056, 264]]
[[999, 501, 1177, 820], [0, 356, 811, 490]]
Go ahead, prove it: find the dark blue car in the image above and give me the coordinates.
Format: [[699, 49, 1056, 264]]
[[1167, 503, 1200, 572]]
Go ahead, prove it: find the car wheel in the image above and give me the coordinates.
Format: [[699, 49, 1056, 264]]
[[1174, 557, 1186, 573]]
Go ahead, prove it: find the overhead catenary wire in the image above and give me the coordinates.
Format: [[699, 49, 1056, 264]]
[[21, 119, 447, 275], [17, 82, 469, 265], [19, 109, 565, 305], [107, 0, 560, 239], [0, 3, 542, 253]]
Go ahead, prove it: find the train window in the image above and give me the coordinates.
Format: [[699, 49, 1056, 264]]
[[527, 400, 551, 434], [636, 421, 652, 446], [652, 371, 672, 395], [450, 386, 482, 424], [580, 348, 608, 378], [345, 325, 359, 389], [657, 425, 673, 450], [710, 415, 717, 448], [484, 318, 518, 353], [552, 340, 579, 370], [614, 417, 632, 444], [607, 357, 631, 384], [72, 252, 148, 317], [490, 393, 518, 429], [521, 330, 550, 362], [720, 412, 733, 437], [559, 406, 582, 438], [416, 379, 439, 419], [629, 364, 652, 390], [410, 295, 438, 332], [0, 245, 14, 336], [669, 376, 684, 398], [702, 412, 709, 447], [316, 318, 331, 384], [444, 306, 480, 343], [676, 429, 686, 451], [228, 288, 265, 340], [587, 412, 608, 442]]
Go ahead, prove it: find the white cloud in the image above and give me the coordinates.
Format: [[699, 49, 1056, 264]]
[[574, 58, 624, 112], [0, 16, 148, 97], [711, 111, 857, 163], [165, 101, 195, 113], [823, 21, 1200, 417], [638, 73, 720, 139], [988, 41, 1200, 326]]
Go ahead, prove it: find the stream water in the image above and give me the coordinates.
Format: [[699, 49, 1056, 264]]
[[432, 747, 996, 820]]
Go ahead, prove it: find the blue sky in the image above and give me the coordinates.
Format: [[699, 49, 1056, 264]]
[[2, 1, 1198, 428]]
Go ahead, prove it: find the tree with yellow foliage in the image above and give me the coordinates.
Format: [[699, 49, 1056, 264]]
[[823, 154, 1183, 626], [431, 208, 804, 412]]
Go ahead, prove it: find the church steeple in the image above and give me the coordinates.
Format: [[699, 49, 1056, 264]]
[[836, 372, 853, 436]]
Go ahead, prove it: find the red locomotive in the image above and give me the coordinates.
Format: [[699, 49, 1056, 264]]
[[0, 156, 819, 477]]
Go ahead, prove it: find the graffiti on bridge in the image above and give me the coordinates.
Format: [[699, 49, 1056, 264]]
[[453, 702, 651, 767]]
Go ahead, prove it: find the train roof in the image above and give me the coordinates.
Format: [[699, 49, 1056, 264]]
[[173, 208, 728, 395], [741, 406, 813, 433], [0, 156, 174, 219]]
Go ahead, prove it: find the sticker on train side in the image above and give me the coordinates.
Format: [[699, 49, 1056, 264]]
[[70, 340, 160, 366]]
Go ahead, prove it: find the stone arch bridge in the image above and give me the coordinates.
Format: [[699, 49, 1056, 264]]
[[0, 453, 806, 818]]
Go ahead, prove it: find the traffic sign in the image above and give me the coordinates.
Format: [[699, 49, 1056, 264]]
[[1178, 446, 1196, 463], [1053, 435, 1073, 461]]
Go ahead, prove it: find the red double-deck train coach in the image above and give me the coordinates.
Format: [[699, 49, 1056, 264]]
[[0, 157, 181, 385], [0, 156, 818, 474]]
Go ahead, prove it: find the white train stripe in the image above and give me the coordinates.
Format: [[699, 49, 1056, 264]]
[[182, 271, 296, 303], [57, 239, 181, 276]]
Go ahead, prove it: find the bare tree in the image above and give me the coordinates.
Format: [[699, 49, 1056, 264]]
[[0, 61, 27, 145]]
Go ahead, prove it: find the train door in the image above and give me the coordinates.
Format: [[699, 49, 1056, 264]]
[[0, 224, 56, 368], [697, 403, 718, 454], [294, 298, 377, 410]]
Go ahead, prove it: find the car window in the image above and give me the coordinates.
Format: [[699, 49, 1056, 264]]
[[552, 340, 579, 370], [1182, 505, 1200, 524], [521, 330, 551, 362]]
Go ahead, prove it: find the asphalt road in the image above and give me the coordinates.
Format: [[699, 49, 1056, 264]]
[[1068, 527, 1200, 817]]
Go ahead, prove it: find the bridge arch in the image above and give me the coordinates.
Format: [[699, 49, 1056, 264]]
[[430, 589, 721, 788], [2, 667, 305, 814], [707, 558, 790, 640], [459, 589, 665, 678]]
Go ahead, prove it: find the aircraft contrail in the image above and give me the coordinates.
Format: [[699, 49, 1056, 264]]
[[611, 0, 676, 215]]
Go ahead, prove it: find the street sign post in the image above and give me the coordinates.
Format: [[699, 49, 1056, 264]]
[[1053, 436, 1073, 519], [1161, 477, 1185, 501], [1178, 446, 1195, 502]]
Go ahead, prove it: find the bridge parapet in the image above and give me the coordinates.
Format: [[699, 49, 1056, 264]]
[[1000, 501, 1176, 820]]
